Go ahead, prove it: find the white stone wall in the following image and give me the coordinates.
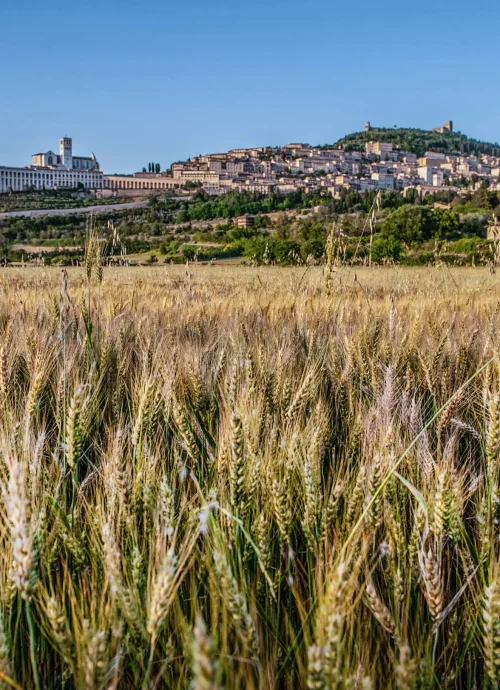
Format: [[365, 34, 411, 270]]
[[0, 167, 104, 193], [103, 175, 179, 191]]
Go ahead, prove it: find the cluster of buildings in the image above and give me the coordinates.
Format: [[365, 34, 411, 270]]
[[153, 131, 500, 199], [2, 124, 500, 199]]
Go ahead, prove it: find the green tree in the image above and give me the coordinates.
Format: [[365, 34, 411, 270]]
[[273, 239, 301, 264], [181, 246, 197, 260], [155, 163, 161, 174], [434, 209, 460, 239], [371, 236, 402, 263], [175, 209, 190, 224], [460, 213, 489, 237], [274, 212, 291, 239], [298, 219, 327, 243], [381, 205, 437, 246], [227, 225, 259, 241], [301, 238, 325, 261], [472, 187, 497, 211]]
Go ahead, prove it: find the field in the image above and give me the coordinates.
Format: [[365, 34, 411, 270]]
[[1, 262, 500, 689]]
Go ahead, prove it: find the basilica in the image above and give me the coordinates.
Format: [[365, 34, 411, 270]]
[[0, 137, 103, 193]]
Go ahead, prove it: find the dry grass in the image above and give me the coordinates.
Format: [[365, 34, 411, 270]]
[[0, 262, 500, 688]]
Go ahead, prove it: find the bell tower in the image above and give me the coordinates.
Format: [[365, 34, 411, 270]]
[[59, 137, 73, 169]]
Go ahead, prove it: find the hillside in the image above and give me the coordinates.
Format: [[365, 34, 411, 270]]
[[328, 126, 500, 158]]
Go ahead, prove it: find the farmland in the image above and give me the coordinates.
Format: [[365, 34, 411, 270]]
[[0, 186, 498, 269], [0, 262, 500, 688]]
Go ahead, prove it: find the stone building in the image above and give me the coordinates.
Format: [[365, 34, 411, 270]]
[[0, 136, 103, 193], [31, 138, 100, 170], [432, 121, 453, 134], [365, 141, 393, 156], [234, 214, 255, 228]]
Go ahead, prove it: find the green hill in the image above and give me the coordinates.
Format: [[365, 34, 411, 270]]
[[326, 127, 500, 158]]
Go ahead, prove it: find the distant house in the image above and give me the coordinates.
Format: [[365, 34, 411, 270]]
[[365, 141, 393, 156], [234, 215, 255, 228]]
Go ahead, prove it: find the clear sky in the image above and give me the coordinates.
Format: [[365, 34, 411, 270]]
[[1, 0, 499, 173]]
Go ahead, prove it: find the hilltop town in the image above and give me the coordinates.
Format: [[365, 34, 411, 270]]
[[104, 120, 500, 199], [2, 122, 500, 201]]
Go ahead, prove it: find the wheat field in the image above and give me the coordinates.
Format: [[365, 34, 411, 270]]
[[1, 260, 500, 689]]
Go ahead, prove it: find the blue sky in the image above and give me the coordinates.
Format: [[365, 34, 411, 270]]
[[1, 0, 498, 173]]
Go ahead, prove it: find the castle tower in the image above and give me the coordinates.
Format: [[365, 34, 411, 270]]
[[59, 137, 73, 169], [365, 121, 371, 132]]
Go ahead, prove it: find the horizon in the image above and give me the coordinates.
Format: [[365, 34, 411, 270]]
[[1, 1, 499, 173], [3, 121, 499, 176]]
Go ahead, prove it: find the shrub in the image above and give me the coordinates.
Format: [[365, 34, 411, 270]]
[[370, 236, 402, 263], [381, 205, 437, 245]]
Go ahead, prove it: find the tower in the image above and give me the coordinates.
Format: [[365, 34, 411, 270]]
[[365, 121, 371, 133], [59, 137, 73, 169]]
